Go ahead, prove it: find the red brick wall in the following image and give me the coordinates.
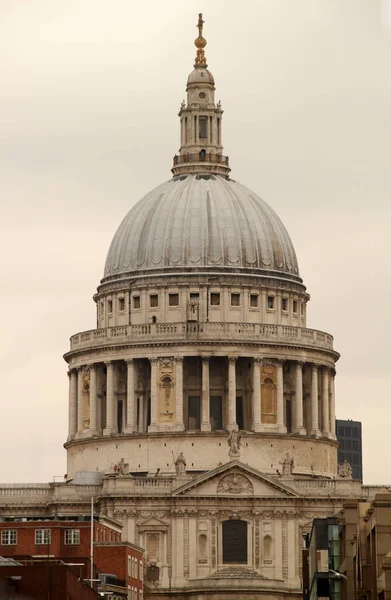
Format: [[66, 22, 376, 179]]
[[94, 544, 143, 591], [0, 565, 98, 600], [0, 521, 119, 558]]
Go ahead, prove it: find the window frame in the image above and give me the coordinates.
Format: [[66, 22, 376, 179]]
[[35, 528, 51, 545], [133, 295, 141, 310], [267, 295, 275, 310], [250, 294, 259, 308], [1, 529, 17, 546], [118, 297, 125, 312], [210, 292, 220, 306], [281, 297, 288, 312], [64, 528, 80, 545], [149, 294, 159, 308], [107, 299, 113, 314], [230, 293, 241, 307], [168, 293, 179, 307]]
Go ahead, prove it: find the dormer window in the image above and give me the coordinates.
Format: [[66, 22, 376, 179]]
[[199, 116, 207, 138]]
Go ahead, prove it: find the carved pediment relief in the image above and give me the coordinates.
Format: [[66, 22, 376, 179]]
[[217, 473, 253, 495], [172, 461, 298, 497]]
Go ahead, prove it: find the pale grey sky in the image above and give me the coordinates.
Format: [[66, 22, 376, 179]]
[[0, 0, 390, 484]]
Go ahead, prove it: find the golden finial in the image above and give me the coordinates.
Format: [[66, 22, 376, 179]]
[[194, 13, 207, 66]]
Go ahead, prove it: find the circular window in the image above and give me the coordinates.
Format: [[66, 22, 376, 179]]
[[199, 92, 206, 99]]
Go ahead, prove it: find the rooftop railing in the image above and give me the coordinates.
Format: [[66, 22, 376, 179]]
[[173, 152, 229, 166], [69, 322, 335, 352]]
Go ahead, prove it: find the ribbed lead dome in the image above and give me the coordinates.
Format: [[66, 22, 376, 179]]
[[103, 175, 300, 282]]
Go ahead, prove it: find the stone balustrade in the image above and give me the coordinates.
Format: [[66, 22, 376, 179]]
[[69, 322, 335, 352]]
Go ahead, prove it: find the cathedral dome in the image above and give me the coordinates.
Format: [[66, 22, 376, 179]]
[[103, 174, 300, 282]]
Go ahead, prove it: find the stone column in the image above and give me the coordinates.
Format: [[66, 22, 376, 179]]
[[76, 367, 84, 436], [138, 395, 144, 433], [276, 360, 287, 433], [175, 357, 185, 431], [124, 359, 136, 434], [103, 361, 116, 434], [293, 361, 306, 435], [330, 371, 336, 439], [322, 367, 330, 438], [148, 358, 158, 432], [228, 356, 237, 429], [89, 364, 97, 435], [68, 369, 77, 440], [201, 356, 211, 431], [252, 357, 263, 432], [309, 364, 320, 437]]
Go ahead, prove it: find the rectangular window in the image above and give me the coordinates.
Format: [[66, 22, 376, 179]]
[[300, 302, 304, 316], [168, 293, 179, 306], [199, 116, 207, 139], [250, 294, 258, 307], [231, 293, 240, 306], [140, 560, 143, 581], [267, 296, 275, 309], [35, 529, 51, 545], [118, 297, 125, 311], [65, 529, 80, 545], [128, 556, 131, 577], [108, 299, 113, 313], [210, 292, 220, 306], [1, 530, 17, 545], [150, 294, 158, 308], [293, 299, 298, 313], [133, 295, 140, 309], [281, 297, 288, 311], [100, 301, 104, 318]]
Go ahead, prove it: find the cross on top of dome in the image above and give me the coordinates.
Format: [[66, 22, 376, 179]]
[[194, 13, 207, 67]]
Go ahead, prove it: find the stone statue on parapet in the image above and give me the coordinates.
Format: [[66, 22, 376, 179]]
[[114, 458, 129, 476], [227, 425, 241, 458], [338, 460, 353, 479], [175, 452, 187, 476], [280, 452, 294, 476]]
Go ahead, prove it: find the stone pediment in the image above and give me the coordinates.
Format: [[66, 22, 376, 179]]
[[138, 515, 169, 531], [172, 461, 298, 497]]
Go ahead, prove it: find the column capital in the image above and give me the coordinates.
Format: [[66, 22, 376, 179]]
[[149, 357, 159, 364], [254, 357, 263, 364], [228, 356, 238, 363], [201, 355, 211, 363], [174, 356, 184, 363], [274, 358, 286, 366], [125, 358, 134, 365], [104, 360, 112, 367], [311, 362, 320, 372], [295, 360, 305, 367]]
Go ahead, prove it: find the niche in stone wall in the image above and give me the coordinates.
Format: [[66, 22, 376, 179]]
[[158, 358, 175, 424], [198, 534, 208, 563], [147, 533, 159, 561], [263, 535, 273, 564], [261, 365, 277, 424], [82, 367, 90, 429]]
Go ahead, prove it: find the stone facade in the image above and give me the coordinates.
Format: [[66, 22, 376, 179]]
[[0, 13, 381, 600]]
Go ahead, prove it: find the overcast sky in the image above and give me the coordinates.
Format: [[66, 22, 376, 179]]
[[0, 0, 390, 484]]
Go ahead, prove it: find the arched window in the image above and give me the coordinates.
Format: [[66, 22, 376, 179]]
[[199, 148, 206, 161], [222, 520, 247, 564]]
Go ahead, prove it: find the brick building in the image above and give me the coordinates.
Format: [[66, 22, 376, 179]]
[[0, 517, 144, 599]]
